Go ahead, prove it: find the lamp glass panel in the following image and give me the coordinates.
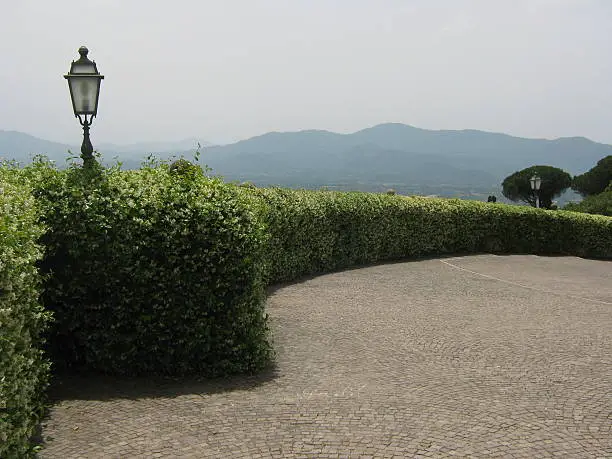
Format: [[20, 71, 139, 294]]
[[68, 76, 100, 114], [71, 62, 97, 74]]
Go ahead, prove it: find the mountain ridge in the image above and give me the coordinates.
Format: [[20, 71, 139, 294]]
[[3, 123, 609, 147], [2, 124, 611, 198]]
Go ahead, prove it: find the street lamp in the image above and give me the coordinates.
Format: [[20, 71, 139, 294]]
[[64, 46, 104, 166], [530, 174, 542, 208]]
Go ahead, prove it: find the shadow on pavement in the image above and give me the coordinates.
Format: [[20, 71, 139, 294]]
[[47, 365, 279, 402]]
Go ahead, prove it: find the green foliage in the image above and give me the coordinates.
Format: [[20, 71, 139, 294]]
[[27, 159, 272, 376], [0, 164, 51, 458], [168, 158, 204, 178], [564, 189, 612, 217], [572, 155, 612, 197], [502, 165, 572, 209], [242, 188, 612, 285]]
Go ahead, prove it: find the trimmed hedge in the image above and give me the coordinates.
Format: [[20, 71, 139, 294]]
[[243, 188, 612, 284], [5, 158, 611, 385], [28, 160, 272, 376], [0, 166, 51, 458]]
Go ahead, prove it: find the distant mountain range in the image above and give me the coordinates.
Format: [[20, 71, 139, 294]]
[[0, 131, 209, 166], [2, 123, 611, 200]]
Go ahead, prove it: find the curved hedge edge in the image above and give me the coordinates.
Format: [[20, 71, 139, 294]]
[[239, 188, 612, 285], [7, 160, 610, 383], [0, 166, 52, 458]]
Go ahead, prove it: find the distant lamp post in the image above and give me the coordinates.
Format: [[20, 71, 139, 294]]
[[64, 46, 104, 166], [530, 174, 542, 208]]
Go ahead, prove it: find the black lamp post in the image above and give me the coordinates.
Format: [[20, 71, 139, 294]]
[[64, 46, 104, 166], [530, 174, 542, 208]]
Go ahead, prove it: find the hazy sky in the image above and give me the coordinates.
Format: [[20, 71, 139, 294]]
[[1, 0, 611, 145]]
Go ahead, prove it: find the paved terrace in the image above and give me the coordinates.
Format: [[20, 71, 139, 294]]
[[41, 255, 611, 458]]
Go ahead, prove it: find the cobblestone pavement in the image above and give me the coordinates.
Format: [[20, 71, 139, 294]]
[[40, 255, 612, 458]]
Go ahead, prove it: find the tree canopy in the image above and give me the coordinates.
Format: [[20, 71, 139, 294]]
[[502, 165, 572, 209], [571, 155, 612, 197]]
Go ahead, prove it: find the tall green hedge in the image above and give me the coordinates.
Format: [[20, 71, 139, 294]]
[[0, 166, 51, 458], [243, 188, 612, 284], [28, 160, 272, 376], [6, 158, 612, 384]]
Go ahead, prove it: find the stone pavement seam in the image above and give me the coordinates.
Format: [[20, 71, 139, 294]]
[[439, 258, 612, 305]]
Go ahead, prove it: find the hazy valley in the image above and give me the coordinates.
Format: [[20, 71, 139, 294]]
[[3, 123, 609, 204]]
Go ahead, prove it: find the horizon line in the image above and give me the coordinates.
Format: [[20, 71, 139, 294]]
[[1, 122, 607, 149]]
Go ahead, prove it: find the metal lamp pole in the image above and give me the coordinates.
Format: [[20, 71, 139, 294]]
[[530, 174, 542, 208], [64, 46, 104, 167]]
